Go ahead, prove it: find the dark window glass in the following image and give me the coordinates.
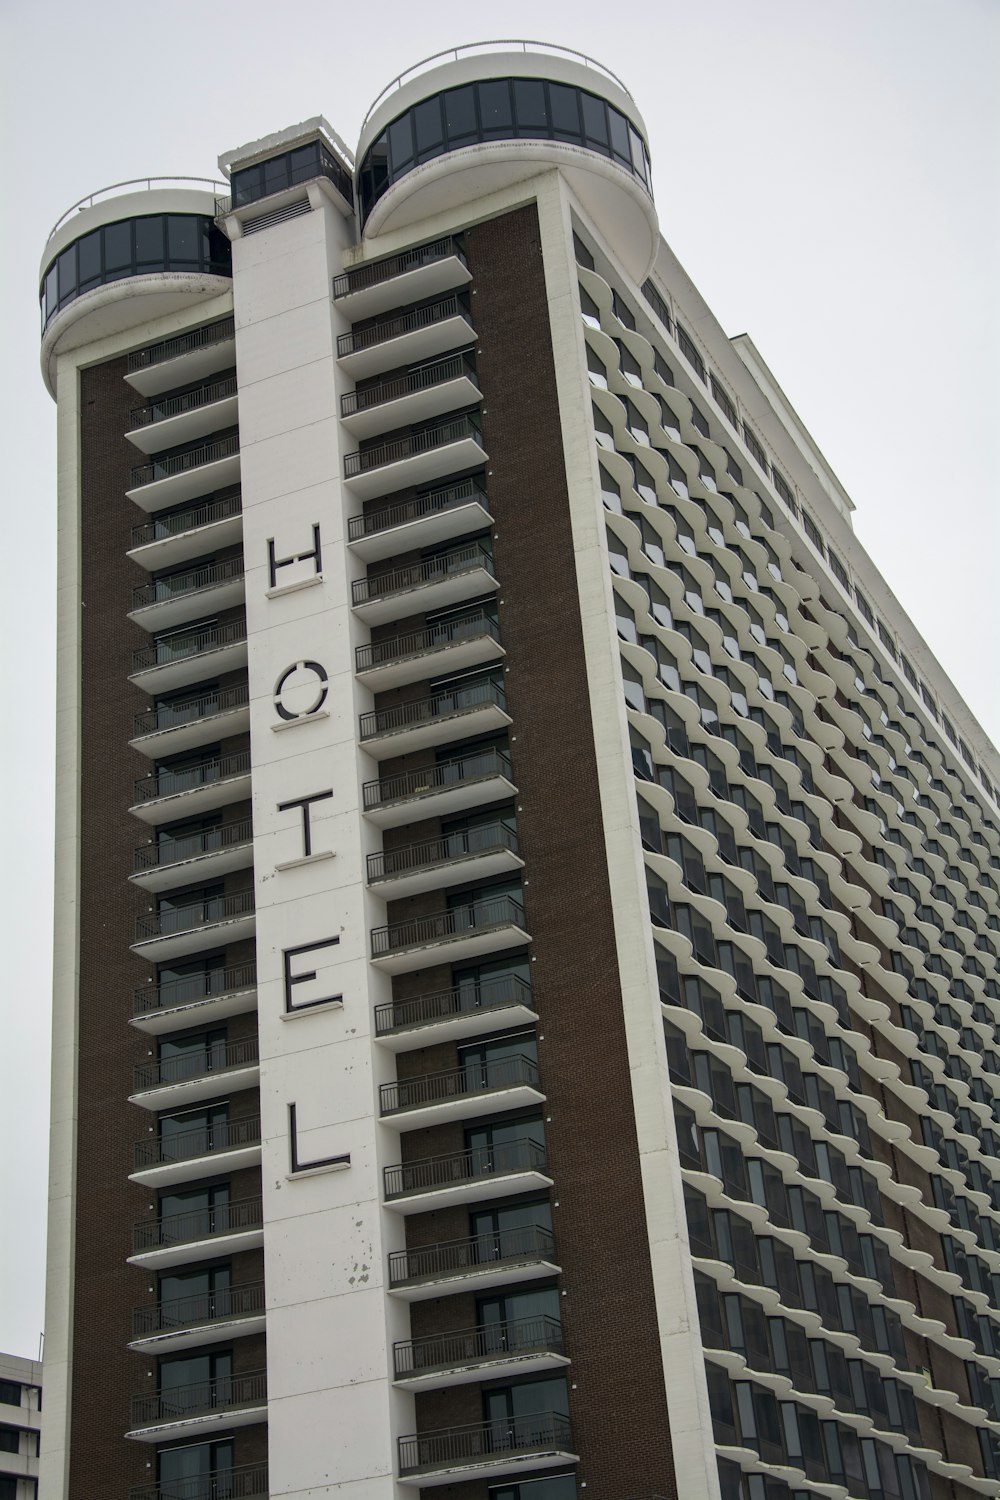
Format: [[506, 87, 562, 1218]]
[[135, 216, 164, 266], [44, 264, 58, 318], [550, 83, 581, 137], [513, 78, 548, 131], [608, 107, 631, 163], [77, 230, 102, 290], [629, 125, 647, 179], [0, 1382, 20, 1406], [413, 97, 444, 157], [388, 113, 415, 171], [57, 246, 76, 302], [479, 79, 513, 134], [263, 154, 289, 194], [444, 85, 477, 141], [580, 92, 609, 148], [168, 216, 200, 264], [288, 143, 318, 185]]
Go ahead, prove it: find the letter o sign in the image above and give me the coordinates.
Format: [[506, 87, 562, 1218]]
[[274, 660, 329, 722]]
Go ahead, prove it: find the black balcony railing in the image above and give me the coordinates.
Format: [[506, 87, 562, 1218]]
[[131, 555, 245, 611], [130, 373, 238, 431], [130, 488, 242, 549], [398, 1411, 572, 1476], [134, 817, 253, 873], [359, 677, 506, 744], [132, 618, 247, 674], [368, 821, 518, 885], [384, 1136, 546, 1201], [380, 1053, 538, 1116], [353, 542, 493, 607], [129, 1369, 266, 1429], [132, 748, 251, 804], [388, 1224, 555, 1287], [128, 318, 235, 374], [371, 893, 525, 961], [132, 960, 256, 1018], [131, 433, 240, 488], [394, 1314, 564, 1379], [347, 477, 488, 543], [134, 888, 255, 943], [338, 293, 470, 358], [129, 1460, 269, 1500], [356, 612, 498, 676], [374, 971, 532, 1037], [134, 1114, 261, 1170], [132, 1193, 262, 1252], [344, 414, 483, 481], [132, 1279, 265, 1339], [341, 353, 476, 420], [132, 682, 249, 740], [333, 238, 465, 300], [133, 1035, 259, 1092], [364, 747, 513, 814]]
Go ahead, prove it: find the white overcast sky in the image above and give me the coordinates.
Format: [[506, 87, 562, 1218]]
[[0, 0, 997, 1359]]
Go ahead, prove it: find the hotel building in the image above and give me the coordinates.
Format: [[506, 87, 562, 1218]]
[[36, 40, 1000, 1500]]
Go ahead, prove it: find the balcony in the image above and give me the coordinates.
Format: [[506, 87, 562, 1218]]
[[131, 888, 255, 962], [127, 433, 241, 512], [130, 1461, 269, 1500], [130, 683, 250, 759], [130, 750, 251, 826], [125, 317, 237, 397], [128, 489, 243, 572], [333, 237, 471, 320], [371, 894, 530, 975], [379, 1053, 543, 1131], [131, 962, 257, 1036], [129, 1195, 263, 1270], [130, 618, 248, 694], [130, 1114, 262, 1188], [127, 1369, 267, 1442], [369, 821, 521, 902], [352, 542, 497, 627], [394, 1315, 568, 1389], [126, 374, 239, 453], [131, 816, 254, 892], [389, 1225, 559, 1301], [130, 1280, 266, 1354], [337, 293, 476, 379], [359, 679, 511, 759], [343, 414, 487, 500], [341, 352, 480, 441], [397, 1412, 576, 1486], [375, 973, 536, 1052], [130, 1036, 260, 1111], [128, 556, 245, 632], [356, 614, 501, 694], [363, 748, 516, 831], [383, 1137, 551, 1214], [347, 478, 492, 563]]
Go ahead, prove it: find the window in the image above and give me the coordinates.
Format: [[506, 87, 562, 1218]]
[[677, 324, 706, 381], [0, 1383, 20, 1407], [710, 375, 738, 427]]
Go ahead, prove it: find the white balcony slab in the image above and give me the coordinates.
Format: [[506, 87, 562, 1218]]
[[130, 703, 251, 760], [338, 310, 475, 379], [399, 1444, 577, 1486], [369, 846, 522, 903], [127, 451, 241, 513], [348, 495, 492, 563], [128, 511, 244, 572], [129, 638, 248, 694], [371, 918, 530, 976], [357, 632, 502, 691], [385, 1166, 552, 1216], [364, 767, 517, 830], [381, 1079, 544, 1133], [126, 393, 239, 455], [360, 701, 511, 761], [128, 1310, 265, 1355], [395, 1348, 569, 1391], [125, 333, 237, 397], [128, 1225, 263, 1271], [129, 1141, 262, 1190], [125, 1398, 266, 1443], [130, 984, 257, 1037], [375, 998, 537, 1053], [342, 371, 480, 440], [335, 253, 471, 320], [129, 770, 252, 825], [129, 838, 253, 893], [128, 574, 246, 633], [390, 1253, 561, 1301], [344, 432, 487, 501], [129, 1062, 260, 1112], [129, 910, 256, 964]]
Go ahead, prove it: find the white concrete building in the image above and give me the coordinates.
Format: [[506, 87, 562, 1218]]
[[0, 1353, 41, 1500], [37, 40, 1000, 1500]]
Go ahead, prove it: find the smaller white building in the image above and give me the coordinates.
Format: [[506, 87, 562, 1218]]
[[0, 1354, 41, 1500]]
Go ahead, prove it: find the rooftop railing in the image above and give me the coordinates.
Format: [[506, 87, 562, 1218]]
[[388, 1223, 555, 1286], [341, 352, 476, 419], [368, 821, 518, 884], [397, 1410, 572, 1476], [374, 970, 531, 1036], [130, 487, 242, 548], [132, 960, 257, 1018], [394, 1313, 564, 1378], [334, 238, 465, 299], [129, 1369, 266, 1429], [49, 180, 228, 243], [344, 414, 482, 481], [363, 746, 512, 813], [132, 748, 251, 804], [133, 1034, 258, 1092], [129, 373, 238, 430], [134, 887, 255, 943], [131, 554, 244, 611], [132, 682, 249, 740], [347, 477, 487, 542], [133, 1113, 261, 1170], [383, 1134, 545, 1200], [338, 293, 470, 358], [380, 1052, 538, 1115], [371, 892, 525, 960], [131, 618, 247, 674], [131, 1193, 263, 1252], [131, 432, 239, 488], [359, 677, 506, 743], [131, 1278, 265, 1339]]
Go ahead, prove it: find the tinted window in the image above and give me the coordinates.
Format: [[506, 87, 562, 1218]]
[[608, 107, 631, 163], [57, 247, 76, 300], [134, 217, 164, 265], [549, 83, 581, 136], [444, 85, 477, 141], [77, 231, 102, 289], [413, 97, 444, 157], [479, 80, 513, 133], [580, 92, 609, 147], [388, 113, 414, 170], [514, 78, 548, 130], [168, 216, 200, 263]]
